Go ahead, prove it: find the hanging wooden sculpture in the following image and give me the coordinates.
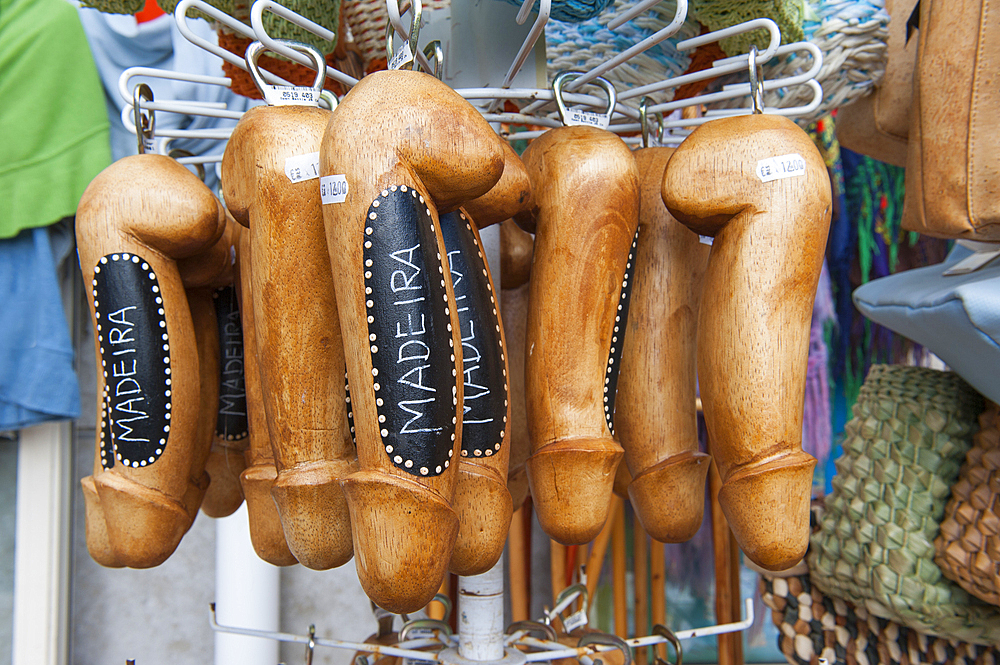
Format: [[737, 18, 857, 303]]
[[76, 154, 227, 568], [197, 219, 248, 519], [222, 42, 355, 571], [617, 145, 711, 544], [462, 141, 532, 230], [661, 113, 831, 571], [515, 76, 640, 545], [320, 67, 505, 612], [236, 229, 298, 566]]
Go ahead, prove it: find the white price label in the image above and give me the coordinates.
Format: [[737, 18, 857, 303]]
[[320, 174, 349, 204], [388, 41, 414, 70], [699, 235, 714, 246], [262, 85, 320, 107], [141, 138, 156, 154], [285, 152, 321, 184], [564, 108, 609, 130], [756, 153, 806, 183]]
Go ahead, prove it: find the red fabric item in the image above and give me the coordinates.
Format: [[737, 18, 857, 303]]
[[135, 0, 165, 23]]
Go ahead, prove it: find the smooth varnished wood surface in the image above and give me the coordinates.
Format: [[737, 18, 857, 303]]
[[618, 147, 710, 543], [76, 154, 226, 568], [662, 114, 830, 570], [500, 219, 533, 291], [223, 104, 356, 571], [462, 141, 531, 229], [502, 282, 531, 511], [517, 126, 639, 545], [236, 229, 298, 566], [321, 69, 504, 612]]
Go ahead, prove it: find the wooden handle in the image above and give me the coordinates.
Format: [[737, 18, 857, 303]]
[[500, 219, 534, 290], [617, 147, 711, 543], [461, 141, 531, 229], [321, 70, 504, 612], [76, 154, 226, 568], [223, 104, 356, 570], [200, 220, 248, 519], [519, 126, 638, 545], [661, 114, 830, 570], [236, 229, 297, 566], [501, 281, 532, 512], [442, 209, 513, 576]]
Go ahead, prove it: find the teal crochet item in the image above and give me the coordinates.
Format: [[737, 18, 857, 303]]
[[497, 0, 614, 23]]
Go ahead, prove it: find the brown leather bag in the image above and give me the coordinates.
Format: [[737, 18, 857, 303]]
[[902, 0, 1000, 240], [836, 0, 919, 168]]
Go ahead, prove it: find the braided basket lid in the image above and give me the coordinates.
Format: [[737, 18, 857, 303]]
[[761, 566, 1000, 665], [936, 401, 1000, 607], [809, 365, 1000, 645]]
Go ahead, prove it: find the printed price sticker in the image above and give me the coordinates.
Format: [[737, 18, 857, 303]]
[[564, 108, 610, 130], [261, 85, 320, 107], [320, 174, 349, 204], [285, 152, 321, 184], [141, 138, 156, 154], [755, 153, 806, 183], [563, 609, 588, 633], [388, 41, 414, 70]]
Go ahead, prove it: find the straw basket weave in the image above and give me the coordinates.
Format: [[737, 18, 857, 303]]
[[761, 566, 1000, 665], [809, 365, 1000, 645], [936, 402, 1000, 607]]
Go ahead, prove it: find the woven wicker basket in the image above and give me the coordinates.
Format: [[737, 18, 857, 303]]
[[761, 566, 1000, 665], [936, 402, 1000, 607], [809, 365, 1000, 645]]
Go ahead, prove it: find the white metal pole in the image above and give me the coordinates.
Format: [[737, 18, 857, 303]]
[[457, 558, 506, 662], [214, 502, 281, 665]]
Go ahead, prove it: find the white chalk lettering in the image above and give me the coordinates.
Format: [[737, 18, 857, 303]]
[[399, 398, 443, 433]]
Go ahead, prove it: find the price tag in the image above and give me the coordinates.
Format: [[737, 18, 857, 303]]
[[320, 174, 349, 204], [699, 235, 714, 246], [389, 41, 414, 70], [261, 85, 320, 107], [563, 609, 588, 633], [285, 152, 321, 183], [564, 108, 610, 130], [141, 137, 156, 154], [755, 153, 806, 183]]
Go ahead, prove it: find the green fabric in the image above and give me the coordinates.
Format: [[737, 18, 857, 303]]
[[688, 0, 806, 56], [0, 0, 112, 239]]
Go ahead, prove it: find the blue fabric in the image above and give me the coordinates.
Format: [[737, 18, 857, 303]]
[[0, 226, 80, 430], [497, 0, 613, 23], [76, 10, 260, 192], [854, 245, 1000, 405]]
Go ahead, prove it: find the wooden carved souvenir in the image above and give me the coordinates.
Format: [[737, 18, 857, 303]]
[[617, 147, 711, 543], [462, 141, 531, 230], [661, 114, 831, 570], [194, 219, 248, 519], [515, 126, 639, 545], [76, 154, 226, 568], [236, 229, 297, 566], [222, 96, 356, 570], [320, 69, 505, 612]]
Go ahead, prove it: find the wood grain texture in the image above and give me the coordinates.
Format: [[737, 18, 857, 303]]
[[76, 154, 226, 568], [462, 141, 531, 229], [661, 114, 830, 571], [618, 147, 711, 543], [517, 126, 639, 545], [321, 69, 504, 612], [236, 228, 298, 566], [500, 219, 534, 291], [224, 103, 356, 571], [502, 282, 531, 511], [198, 219, 248, 518], [447, 210, 514, 577]]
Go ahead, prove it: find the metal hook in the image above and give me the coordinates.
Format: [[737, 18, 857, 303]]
[[167, 149, 207, 182], [246, 40, 326, 107], [748, 45, 764, 115], [385, 0, 422, 70], [319, 89, 339, 111], [305, 624, 316, 665], [430, 592, 452, 622], [553, 72, 617, 129], [420, 40, 443, 79], [133, 83, 155, 155], [579, 632, 633, 665], [505, 620, 557, 642], [639, 96, 653, 148], [398, 618, 452, 642], [651, 625, 682, 665]]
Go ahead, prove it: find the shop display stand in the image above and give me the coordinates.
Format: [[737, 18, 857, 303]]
[[114, 1, 826, 662]]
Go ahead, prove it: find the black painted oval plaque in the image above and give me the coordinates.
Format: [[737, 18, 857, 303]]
[[93, 253, 171, 468], [439, 211, 508, 459], [363, 186, 457, 477], [603, 229, 639, 437], [213, 285, 248, 442]]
